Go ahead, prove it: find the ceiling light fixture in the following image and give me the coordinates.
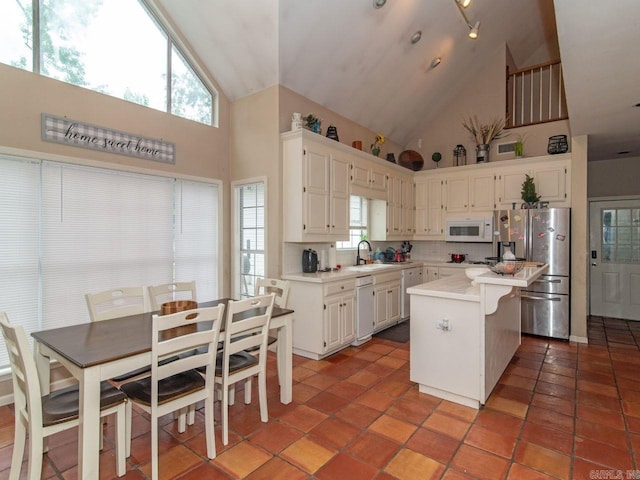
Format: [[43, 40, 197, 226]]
[[411, 31, 422, 44], [454, 0, 480, 40], [431, 57, 442, 68], [373, 0, 387, 9]]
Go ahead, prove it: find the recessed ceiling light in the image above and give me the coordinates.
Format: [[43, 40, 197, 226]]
[[411, 31, 422, 44], [373, 0, 387, 9], [431, 57, 442, 68]]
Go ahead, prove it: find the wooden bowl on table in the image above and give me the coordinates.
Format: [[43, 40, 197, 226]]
[[160, 300, 198, 339]]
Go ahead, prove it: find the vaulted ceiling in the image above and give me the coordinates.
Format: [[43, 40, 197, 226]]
[[157, 0, 640, 162]]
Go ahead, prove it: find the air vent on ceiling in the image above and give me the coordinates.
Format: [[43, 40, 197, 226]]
[[497, 142, 516, 155]]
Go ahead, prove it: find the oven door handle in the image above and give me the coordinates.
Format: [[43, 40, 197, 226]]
[[521, 294, 562, 302]]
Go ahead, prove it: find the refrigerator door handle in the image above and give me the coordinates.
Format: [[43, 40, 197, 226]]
[[533, 279, 562, 284], [521, 294, 562, 302]]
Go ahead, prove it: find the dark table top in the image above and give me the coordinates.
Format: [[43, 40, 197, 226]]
[[32, 298, 293, 369]]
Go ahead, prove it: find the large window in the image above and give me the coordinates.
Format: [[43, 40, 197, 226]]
[[0, 0, 216, 126], [0, 153, 220, 370], [337, 196, 368, 249], [234, 181, 266, 300]]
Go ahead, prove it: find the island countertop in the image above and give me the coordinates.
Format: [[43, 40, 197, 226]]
[[407, 264, 548, 301]]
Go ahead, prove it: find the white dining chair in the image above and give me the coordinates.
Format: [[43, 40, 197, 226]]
[[120, 304, 223, 480], [0, 312, 129, 479], [252, 278, 289, 379], [254, 278, 290, 308], [216, 294, 275, 445], [85, 286, 148, 322], [148, 281, 197, 311]]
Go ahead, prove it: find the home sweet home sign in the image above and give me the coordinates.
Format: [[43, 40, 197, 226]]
[[41, 113, 175, 164]]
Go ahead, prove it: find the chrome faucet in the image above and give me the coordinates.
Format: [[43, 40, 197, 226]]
[[356, 240, 372, 265]]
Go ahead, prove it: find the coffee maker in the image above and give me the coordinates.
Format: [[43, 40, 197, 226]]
[[302, 249, 318, 273]]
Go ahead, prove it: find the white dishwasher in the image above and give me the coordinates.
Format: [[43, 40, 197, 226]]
[[401, 267, 423, 321], [352, 275, 374, 346]]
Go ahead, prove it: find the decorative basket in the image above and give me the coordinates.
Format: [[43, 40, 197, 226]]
[[547, 135, 568, 155], [485, 257, 526, 275]]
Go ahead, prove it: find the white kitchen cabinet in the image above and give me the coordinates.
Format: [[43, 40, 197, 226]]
[[496, 157, 570, 208], [373, 271, 401, 332], [415, 176, 444, 240], [403, 180, 415, 235], [444, 175, 469, 213], [469, 172, 496, 211], [350, 160, 387, 196], [530, 162, 568, 204], [495, 167, 528, 209], [282, 131, 350, 242], [424, 266, 439, 282], [324, 283, 355, 351], [287, 278, 355, 359], [370, 173, 413, 241]]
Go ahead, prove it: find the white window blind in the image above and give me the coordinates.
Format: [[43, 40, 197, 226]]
[[0, 156, 41, 368], [0, 154, 220, 371], [174, 179, 219, 300], [41, 162, 175, 331]]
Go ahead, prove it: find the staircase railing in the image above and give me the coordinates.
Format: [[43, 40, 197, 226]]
[[506, 60, 568, 128]]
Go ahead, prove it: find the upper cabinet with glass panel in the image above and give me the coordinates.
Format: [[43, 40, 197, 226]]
[[0, 0, 216, 126]]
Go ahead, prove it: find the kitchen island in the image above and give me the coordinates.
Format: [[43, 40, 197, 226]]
[[407, 265, 548, 409]]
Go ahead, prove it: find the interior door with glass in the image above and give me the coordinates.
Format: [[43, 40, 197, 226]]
[[589, 199, 640, 320]]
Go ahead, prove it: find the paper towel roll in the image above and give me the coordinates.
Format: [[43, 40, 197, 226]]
[[320, 250, 327, 270], [328, 244, 337, 269]]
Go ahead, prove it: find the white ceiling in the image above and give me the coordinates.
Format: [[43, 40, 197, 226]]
[[157, 0, 640, 161]]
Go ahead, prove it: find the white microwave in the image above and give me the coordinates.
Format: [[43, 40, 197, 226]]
[[445, 216, 493, 243]]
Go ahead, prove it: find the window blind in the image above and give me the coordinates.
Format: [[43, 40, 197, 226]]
[[0, 156, 41, 368], [0, 154, 220, 371]]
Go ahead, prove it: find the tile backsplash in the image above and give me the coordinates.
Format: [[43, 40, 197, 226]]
[[283, 241, 494, 274]]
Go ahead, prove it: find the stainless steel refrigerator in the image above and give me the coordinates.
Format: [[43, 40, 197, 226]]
[[493, 208, 570, 339]]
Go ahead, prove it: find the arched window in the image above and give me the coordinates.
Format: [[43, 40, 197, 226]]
[[0, 0, 217, 126]]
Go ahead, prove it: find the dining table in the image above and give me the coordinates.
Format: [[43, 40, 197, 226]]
[[31, 298, 294, 480]]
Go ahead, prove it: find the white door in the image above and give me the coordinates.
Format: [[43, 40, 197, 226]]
[[589, 199, 640, 320]]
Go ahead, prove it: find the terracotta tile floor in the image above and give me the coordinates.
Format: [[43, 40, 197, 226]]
[[1, 316, 639, 479]]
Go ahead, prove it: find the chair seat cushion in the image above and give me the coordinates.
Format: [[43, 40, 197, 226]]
[[120, 370, 205, 406], [215, 351, 258, 375], [43, 381, 127, 427]]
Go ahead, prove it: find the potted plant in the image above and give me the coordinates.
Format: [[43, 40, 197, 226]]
[[521, 174, 541, 206], [371, 133, 385, 156], [514, 133, 528, 158], [304, 113, 322, 134], [462, 116, 507, 163]]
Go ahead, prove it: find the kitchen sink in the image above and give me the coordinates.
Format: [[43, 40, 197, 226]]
[[344, 263, 395, 272]]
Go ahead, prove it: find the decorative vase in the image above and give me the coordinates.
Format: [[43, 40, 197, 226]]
[[386, 153, 396, 163], [476, 143, 490, 163], [372, 147, 380, 157]]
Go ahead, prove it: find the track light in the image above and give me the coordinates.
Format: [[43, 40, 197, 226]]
[[454, 0, 480, 39], [468, 21, 480, 39], [373, 0, 387, 9], [430, 57, 442, 69]]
